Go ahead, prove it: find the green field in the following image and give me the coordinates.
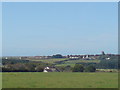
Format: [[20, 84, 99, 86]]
[[2, 72, 118, 88], [55, 63, 75, 67], [31, 58, 67, 63], [56, 60, 100, 67], [30, 58, 100, 67], [64, 60, 100, 64]]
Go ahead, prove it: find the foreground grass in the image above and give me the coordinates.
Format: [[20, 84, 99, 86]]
[[2, 72, 118, 88]]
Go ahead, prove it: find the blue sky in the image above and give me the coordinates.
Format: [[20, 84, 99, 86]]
[[2, 2, 118, 56]]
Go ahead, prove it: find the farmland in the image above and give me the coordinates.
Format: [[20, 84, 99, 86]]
[[64, 59, 100, 64], [30, 58, 100, 67], [30, 58, 67, 63], [2, 72, 118, 88]]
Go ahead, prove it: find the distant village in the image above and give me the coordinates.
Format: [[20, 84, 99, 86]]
[[3, 51, 119, 60]]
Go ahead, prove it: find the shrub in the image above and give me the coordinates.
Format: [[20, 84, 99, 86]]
[[52, 54, 63, 58], [72, 64, 84, 72], [35, 65, 44, 72], [85, 65, 96, 72]]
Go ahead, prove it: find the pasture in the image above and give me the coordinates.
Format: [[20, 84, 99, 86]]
[[2, 72, 118, 88], [64, 60, 100, 64], [30, 58, 67, 63], [30, 58, 100, 67]]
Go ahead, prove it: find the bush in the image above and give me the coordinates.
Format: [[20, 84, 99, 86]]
[[64, 65, 72, 72], [85, 65, 96, 72], [35, 66, 44, 72], [55, 66, 66, 72], [72, 64, 84, 72], [52, 54, 63, 58]]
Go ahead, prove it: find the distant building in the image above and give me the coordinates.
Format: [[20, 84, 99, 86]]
[[106, 57, 110, 60], [19, 57, 21, 60], [43, 67, 60, 72], [5, 57, 8, 59], [102, 51, 105, 55]]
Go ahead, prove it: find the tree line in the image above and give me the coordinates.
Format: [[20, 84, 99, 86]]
[[72, 64, 96, 72]]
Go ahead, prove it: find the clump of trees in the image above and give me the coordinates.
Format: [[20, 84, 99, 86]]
[[72, 64, 96, 72], [35, 65, 44, 72], [84, 65, 96, 72], [2, 59, 29, 65], [72, 64, 84, 72], [52, 54, 63, 58], [2, 63, 44, 72], [96, 58, 118, 69], [56, 65, 72, 72], [2, 59, 52, 72]]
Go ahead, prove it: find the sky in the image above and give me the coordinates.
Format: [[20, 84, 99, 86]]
[[2, 2, 118, 56]]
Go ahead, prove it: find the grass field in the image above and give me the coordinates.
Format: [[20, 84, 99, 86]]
[[64, 60, 100, 64], [2, 72, 118, 88], [55, 59, 100, 67], [31, 58, 100, 67], [30, 58, 67, 63], [55, 63, 75, 67]]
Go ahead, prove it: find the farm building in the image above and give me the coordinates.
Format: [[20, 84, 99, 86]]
[[43, 67, 60, 72]]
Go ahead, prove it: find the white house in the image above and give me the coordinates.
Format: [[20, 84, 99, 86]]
[[106, 57, 110, 60], [43, 67, 59, 72], [5, 57, 8, 59], [43, 67, 50, 72]]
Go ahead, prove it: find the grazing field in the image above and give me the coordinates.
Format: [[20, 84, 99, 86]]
[[64, 60, 100, 64], [55, 59, 100, 67], [30, 58, 100, 67], [30, 58, 67, 63], [2, 72, 118, 88], [55, 63, 75, 67]]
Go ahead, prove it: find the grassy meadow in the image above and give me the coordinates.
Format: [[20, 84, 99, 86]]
[[30, 58, 67, 63], [2, 72, 118, 88], [64, 60, 100, 64], [30, 58, 100, 67]]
